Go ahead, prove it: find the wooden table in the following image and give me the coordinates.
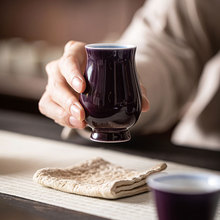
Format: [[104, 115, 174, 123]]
[[0, 95, 220, 220]]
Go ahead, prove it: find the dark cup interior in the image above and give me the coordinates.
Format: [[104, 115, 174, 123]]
[[85, 44, 136, 49]]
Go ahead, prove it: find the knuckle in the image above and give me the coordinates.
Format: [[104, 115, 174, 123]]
[[50, 79, 60, 90], [57, 108, 68, 121], [45, 84, 54, 96], [45, 84, 50, 93], [65, 96, 76, 109], [45, 61, 56, 76], [64, 40, 76, 52], [61, 54, 74, 65], [47, 77, 64, 92], [45, 62, 52, 73], [38, 96, 46, 114], [56, 109, 71, 127]]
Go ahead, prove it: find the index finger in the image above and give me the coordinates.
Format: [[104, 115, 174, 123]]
[[59, 41, 87, 93]]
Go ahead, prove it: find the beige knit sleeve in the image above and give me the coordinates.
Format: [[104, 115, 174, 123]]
[[117, 0, 219, 134]]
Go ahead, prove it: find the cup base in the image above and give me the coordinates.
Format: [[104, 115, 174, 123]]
[[90, 129, 131, 143]]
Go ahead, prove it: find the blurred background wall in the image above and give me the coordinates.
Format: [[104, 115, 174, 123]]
[[0, 0, 145, 100]]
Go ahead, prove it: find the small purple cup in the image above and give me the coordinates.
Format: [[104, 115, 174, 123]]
[[79, 43, 142, 143], [147, 172, 220, 220]]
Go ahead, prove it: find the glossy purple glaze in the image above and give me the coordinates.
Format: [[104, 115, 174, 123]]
[[152, 190, 219, 220], [79, 44, 142, 142]]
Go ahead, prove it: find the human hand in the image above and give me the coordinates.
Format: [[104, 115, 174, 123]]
[[39, 41, 87, 129], [39, 41, 149, 129], [139, 81, 149, 112]]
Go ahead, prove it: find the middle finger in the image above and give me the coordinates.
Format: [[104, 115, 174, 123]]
[[47, 63, 85, 121]]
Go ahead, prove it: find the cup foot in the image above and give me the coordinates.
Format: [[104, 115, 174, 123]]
[[90, 129, 131, 143]]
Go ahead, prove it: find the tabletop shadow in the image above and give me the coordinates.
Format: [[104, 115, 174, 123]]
[[117, 192, 153, 204]]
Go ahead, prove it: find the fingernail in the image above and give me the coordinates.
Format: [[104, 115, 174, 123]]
[[72, 77, 83, 93], [70, 104, 81, 120], [69, 116, 77, 126]]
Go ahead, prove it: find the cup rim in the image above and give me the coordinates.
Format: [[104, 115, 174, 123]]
[[85, 43, 136, 50], [147, 172, 220, 195]]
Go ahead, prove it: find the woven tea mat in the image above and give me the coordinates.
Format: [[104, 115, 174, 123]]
[[0, 130, 219, 220]]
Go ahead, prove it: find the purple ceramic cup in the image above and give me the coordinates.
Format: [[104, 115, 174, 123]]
[[79, 43, 142, 143], [147, 172, 220, 220]]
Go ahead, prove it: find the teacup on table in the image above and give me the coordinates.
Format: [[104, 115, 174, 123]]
[[147, 172, 220, 220]]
